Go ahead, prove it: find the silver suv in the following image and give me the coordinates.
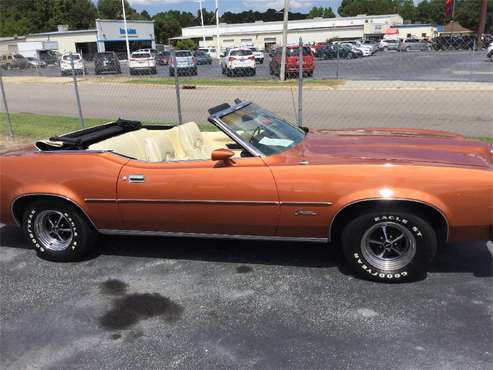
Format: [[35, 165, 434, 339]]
[[169, 50, 197, 76], [400, 39, 431, 52]]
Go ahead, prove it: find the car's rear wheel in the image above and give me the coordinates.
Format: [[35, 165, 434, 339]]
[[22, 200, 97, 262], [341, 209, 437, 283]]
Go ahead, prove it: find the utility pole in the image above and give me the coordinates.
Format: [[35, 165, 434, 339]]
[[121, 0, 131, 61], [279, 0, 289, 81], [197, 0, 206, 45], [477, 0, 488, 48], [215, 0, 221, 61]]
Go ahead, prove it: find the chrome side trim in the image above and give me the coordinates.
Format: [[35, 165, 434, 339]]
[[280, 201, 333, 206], [85, 198, 117, 203], [84, 199, 332, 206], [99, 229, 327, 243], [327, 198, 450, 242], [11, 193, 98, 229]]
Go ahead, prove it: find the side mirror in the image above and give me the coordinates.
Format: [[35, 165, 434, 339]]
[[211, 148, 235, 166]]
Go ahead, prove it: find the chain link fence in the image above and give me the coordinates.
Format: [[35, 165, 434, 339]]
[[1, 35, 492, 147]]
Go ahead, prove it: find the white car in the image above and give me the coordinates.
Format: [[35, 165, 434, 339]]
[[249, 47, 265, 64], [60, 53, 86, 76], [129, 51, 157, 75], [198, 47, 218, 59], [345, 41, 373, 56], [487, 42, 493, 61], [221, 48, 256, 77]]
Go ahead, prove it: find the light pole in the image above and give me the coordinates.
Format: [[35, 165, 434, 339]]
[[121, 0, 131, 61], [279, 0, 289, 81], [197, 0, 206, 45], [215, 0, 221, 60]]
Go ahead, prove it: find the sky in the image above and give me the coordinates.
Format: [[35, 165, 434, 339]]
[[124, 0, 347, 15]]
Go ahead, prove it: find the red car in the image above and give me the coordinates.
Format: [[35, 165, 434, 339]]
[[269, 45, 315, 78], [157, 51, 170, 65]]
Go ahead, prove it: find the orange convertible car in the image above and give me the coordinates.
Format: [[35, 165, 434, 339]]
[[1, 100, 492, 282]]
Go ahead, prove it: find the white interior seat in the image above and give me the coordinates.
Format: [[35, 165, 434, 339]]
[[177, 122, 212, 160], [144, 131, 177, 162], [88, 131, 147, 160]]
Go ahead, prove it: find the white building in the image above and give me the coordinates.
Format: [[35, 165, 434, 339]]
[[176, 14, 403, 51], [21, 19, 155, 59]]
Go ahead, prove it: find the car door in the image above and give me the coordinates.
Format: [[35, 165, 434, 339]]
[[117, 156, 280, 236]]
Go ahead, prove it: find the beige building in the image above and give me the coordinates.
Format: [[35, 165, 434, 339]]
[[385, 24, 437, 40], [177, 14, 404, 51]]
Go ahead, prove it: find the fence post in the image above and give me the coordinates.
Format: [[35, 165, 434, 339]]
[[297, 37, 303, 127], [0, 70, 14, 138], [70, 52, 85, 129], [171, 50, 183, 125], [336, 44, 340, 80]]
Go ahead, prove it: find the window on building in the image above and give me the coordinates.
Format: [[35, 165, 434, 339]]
[[407, 33, 412, 38], [422, 33, 427, 37]]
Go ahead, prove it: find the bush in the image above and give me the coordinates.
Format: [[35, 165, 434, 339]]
[[176, 39, 197, 50]]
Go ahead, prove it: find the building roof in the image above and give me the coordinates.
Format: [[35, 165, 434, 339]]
[[181, 14, 403, 38], [438, 21, 474, 34], [27, 29, 96, 37]]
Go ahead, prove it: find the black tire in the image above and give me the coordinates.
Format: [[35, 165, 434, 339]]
[[151, 67, 157, 74], [226, 68, 232, 77], [193, 67, 198, 76], [169, 69, 174, 77], [341, 209, 437, 283], [251, 68, 256, 76], [22, 200, 97, 262], [306, 71, 313, 78], [347, 52, 354, 59], [129, 69, 134, 76]]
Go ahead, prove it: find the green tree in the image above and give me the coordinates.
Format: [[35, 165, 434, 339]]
[[176, 39, 196, 50], [97, 0, 141, 20], [307, 7, 336, 18]]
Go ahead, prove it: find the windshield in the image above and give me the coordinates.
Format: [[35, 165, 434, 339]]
[[286, 47, 311, 56], [176, 51, 192, 57], [219, 104, 305, 156], [62, 54, 81, 61], [132, 53, 151, 59]]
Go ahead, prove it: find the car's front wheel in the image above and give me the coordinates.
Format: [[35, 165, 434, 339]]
[[22, 200, 97, 262], [341, 209, 437, 283]]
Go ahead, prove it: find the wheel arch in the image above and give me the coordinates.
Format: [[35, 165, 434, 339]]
[[329, 199, 449, 246], [11, 194, 97, 230]]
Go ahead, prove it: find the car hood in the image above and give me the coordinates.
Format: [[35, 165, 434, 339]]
[[297, 128, 492, 168]]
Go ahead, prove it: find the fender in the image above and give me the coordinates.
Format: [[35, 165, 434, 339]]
[[328, 188, 451, 242]]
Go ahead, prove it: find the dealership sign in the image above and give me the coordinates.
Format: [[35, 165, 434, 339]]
[[120, 28, 137, 36]]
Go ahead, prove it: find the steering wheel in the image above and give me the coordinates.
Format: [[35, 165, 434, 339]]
[[249, 126, 264, 144]]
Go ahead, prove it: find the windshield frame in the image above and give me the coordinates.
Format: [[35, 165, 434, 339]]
[[209, 101, 305, 157]]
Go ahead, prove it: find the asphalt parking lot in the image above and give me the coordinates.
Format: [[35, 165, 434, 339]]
[[1, 224, 492, 369], [2, 50, 492, 82]]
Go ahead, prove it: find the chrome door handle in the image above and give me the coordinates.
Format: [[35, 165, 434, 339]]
[[128, 174, 145, 183]]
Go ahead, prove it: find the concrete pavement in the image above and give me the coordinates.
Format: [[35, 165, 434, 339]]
[[2, 79, 493, 136]]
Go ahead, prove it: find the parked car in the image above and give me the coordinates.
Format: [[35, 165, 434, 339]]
[[169, 50, 197, 76], [221, 48, 256, 77], [198, 47, 218, 59], [0, 54, 31, 70], [157, 51, 171, 65], [319, 44, 359, 59], [342, 42, 372, 57], [129, 51, 157, 75], [400, 38, 431, 52], [137, 48, 158, 58], [94, 52, 121, 75], [2, 100, 491, 283], [486, 42, 493, 61], [249, 47, 265, 64], [269, 45, 315, 77], [379, 39, 400, 51], [360, 40, 379, 53], [59, 53, 86, 76], [39, 51, 59, 66], [193, 50, 212, 65], [26, 57, 47, 68]]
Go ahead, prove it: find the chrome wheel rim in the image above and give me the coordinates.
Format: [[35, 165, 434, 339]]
[[361, 221, 416, 271], [33, 210, 73, 251]]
